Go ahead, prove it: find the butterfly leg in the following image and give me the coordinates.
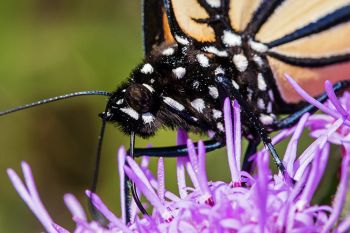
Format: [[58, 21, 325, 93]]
[[271, 80, 350, 130], [215, 75, 287, 174], [130, 139, 223, 158]]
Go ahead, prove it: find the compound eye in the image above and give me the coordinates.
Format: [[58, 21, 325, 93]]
[[125, 84, 154, 113]]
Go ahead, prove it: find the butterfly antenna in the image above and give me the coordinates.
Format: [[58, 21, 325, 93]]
[[128, 132, 149, 217], [88, 111, 108, 223], [0, 91, 111, 116]]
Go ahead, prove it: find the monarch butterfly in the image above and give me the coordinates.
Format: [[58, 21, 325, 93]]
[[109, 0, 350, 169], [1, 0, 350, 221]]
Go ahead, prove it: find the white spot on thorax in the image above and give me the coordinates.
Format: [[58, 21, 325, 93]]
[[232, 80, 240, 89], [257, 98, 265, 110], [140, 63, 154, 74], [191, 98, 206, 113], [175, 35, 190, 45], [249, 40, 268, 53], [222, 30, 242, 47], [192, 81, 200, 89], [214, 66, 225, 75], [163, 97, 185, 111], [120, 107, 139, 120], [172, 67, 186, 79], [253, 55, 264, 67], [150, 79, 155, 84], [203, 46, 228, 57], [196, 54, 210, 67], [142, 83, 155, 92], [212, 109, 222, 119], [162, 47, 175, 56], [257, 73, 267, 91], [106, 112, 113, 118], [260, 114, 274, 125], [142, 112, 155, 124], [208, 86, 219, 99], [233, 54, 248, 72], [217, 122, 224, 132], [116, 99, 124, 105], [191, 117, 198, 122], [206, 0, 221, 8]]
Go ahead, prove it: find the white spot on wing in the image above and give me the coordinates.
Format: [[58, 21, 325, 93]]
[[163, 97, 185, 111], [120, 107, 139, 120], [172, 67, 186, 79], [191, 98, 205, 113], [206, 0, 221, 8], [257, 73, 267, 91], [253, 55, 264, 67], [233, 54, 248, 72], [162, 47, 175, 56], [203, 46, 228, 57], [260, 114, 274, 125], [217, 122, 224, 132], [208, 86, 219, 99], [222, 30, 242, 47], [249, 40, 268, 53], [140, 63, 154, 74], [142, 83, 155, 92], [212, 109, 222, 119], [196, 54, 210, 67], [142, 112, 155, 124], [175, 35, 190, 45], [116, 99, 124, 105], [192, 81, 200, 89]]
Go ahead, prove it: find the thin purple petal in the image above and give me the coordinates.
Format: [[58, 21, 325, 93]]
[[157, 157, 165, 203], [85, 190, 131, 233], [224, 98, 240, 185], [325, 80, 348, 118], [63, 194, 87, 221], [124, 166, 173, 222], [322, 145, 350, 233], [233, 101, 242, 172], [176, 129, 188, 199], [118, 146, 127, 224]]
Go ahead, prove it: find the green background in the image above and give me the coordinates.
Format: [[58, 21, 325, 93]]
[[0, 0, 342, 232]]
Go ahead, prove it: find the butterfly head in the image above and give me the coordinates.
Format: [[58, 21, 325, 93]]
[[101, 63, 162, 137]]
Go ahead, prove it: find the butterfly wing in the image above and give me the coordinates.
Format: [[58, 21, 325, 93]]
[[242, 0, 350, 104], [144, 0, 350, 104], [143, 0, 224, 50], [142, 0, 175, 55]]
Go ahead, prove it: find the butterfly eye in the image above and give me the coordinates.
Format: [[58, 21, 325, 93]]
[[125, 84, 155, 113]]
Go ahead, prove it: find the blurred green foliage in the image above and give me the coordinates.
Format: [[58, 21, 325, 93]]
[[0, 0, 344, 232]]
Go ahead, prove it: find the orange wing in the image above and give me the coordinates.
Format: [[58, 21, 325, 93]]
[[254, 0, 350, 103]]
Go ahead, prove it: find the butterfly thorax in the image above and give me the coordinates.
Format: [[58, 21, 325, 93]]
[[105, 34, 279, 141]]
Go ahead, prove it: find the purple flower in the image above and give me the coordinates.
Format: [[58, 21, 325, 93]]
[[7, 77, 350, 232]]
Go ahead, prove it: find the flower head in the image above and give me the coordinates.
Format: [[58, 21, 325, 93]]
[[7, 77, 350, 232]]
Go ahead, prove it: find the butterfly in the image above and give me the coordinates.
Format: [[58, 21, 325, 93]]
[[1, 0, 349, 221], [103, 0, 350, 172]]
